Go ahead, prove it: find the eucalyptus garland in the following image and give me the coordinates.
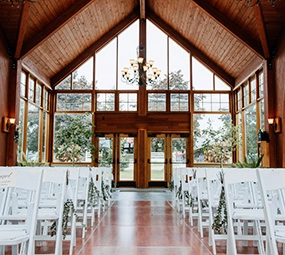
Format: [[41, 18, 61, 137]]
[[88, 178, 100, 207], [101, 179, 112, 201], [211, 186, 227, 234], [50, 199, 78, 239]]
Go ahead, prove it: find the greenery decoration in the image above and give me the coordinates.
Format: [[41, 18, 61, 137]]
[[88, 178, 99, 207], [50, 199, 78, 239], [211, 171, 227, 234]]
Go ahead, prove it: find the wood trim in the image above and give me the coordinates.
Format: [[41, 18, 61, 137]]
[[192, 0, 264, 59], [51, 11, 139, 87], [140, 0, 145, 20], [253, 5, 270, 59], [21, 0, 95, 59], [14, 2, 31, 59], [147, 9, 235, 87]]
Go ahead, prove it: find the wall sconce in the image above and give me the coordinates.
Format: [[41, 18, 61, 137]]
[[268, 117, 282, 133], [2, 117, 16, 133]]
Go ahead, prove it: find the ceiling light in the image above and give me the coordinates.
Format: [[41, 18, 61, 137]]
[[121, 46, 161, 87]]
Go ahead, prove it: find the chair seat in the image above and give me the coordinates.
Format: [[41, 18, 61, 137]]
[[0, 230, 29, 245], [232, 208, 264, 220]]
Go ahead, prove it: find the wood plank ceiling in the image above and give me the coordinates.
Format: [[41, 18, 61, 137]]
[[0, 0, 284, 87]]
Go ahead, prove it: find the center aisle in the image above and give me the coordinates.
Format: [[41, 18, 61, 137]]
[[74, 189, 214, 255]]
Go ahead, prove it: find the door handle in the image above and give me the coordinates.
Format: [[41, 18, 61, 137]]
[[165, 158, 168, 164], [169, 158, 172, 164], [134, 159, 137, 164], [147, 159, 151, 164]]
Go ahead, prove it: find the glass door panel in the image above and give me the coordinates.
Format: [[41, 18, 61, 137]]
[[171, 137, 187, 168], [150, 137, 165, 181], [119, 136, 135, 181], [149, 134, 189, 185], [98, 136, 113, 167]]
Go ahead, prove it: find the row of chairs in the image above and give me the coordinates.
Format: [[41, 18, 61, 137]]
[[0, 166, 113, 255], [173, 167, 285, 255]]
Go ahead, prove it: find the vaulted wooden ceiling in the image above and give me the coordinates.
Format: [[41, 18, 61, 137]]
[[0, 0, 284, 87]]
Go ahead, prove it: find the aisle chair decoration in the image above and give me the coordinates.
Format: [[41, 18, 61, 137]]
[[199, 121, 241, 234], [49, 169, 80, 240]]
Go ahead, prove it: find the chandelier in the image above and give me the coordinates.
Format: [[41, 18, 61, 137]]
[[121, 46, 161, 86], [238, 0, 280, 7], [1, 0, 38, 7]]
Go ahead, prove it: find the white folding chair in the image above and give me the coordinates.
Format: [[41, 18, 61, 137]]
[[99, 167, 113, 206], [89, 167, 103, 224], [76, 167, 91, 238], [179, 167, 194, 219], [63, 168, 80, 255], [223, 168, 266, 255], [193, 168, 208, 238], [257, 168, 285, 255], [0, 167, 43, 255], [34, 167, 68, 255], [205, 168, 227, 255], [172, 167, 182, 210]]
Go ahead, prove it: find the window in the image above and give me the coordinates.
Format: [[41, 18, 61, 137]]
[[119, 93, 137, 111], [192, 57, 213, 90], [29, 78, 35, 101], [19, 70, 50, 163], [148, 93, 166, 111], [56, 75, 71, 90], [169, 39, 190, 90], [72, 58, 93, 90], [250, 77, 256, 103], [194, 93, 229, 112], [36, 83, 42, 106], [20, 71, 26, 97], [243, 84, 249, 106], [97, 93, 115, 111], [118, 21, 139, 90], [57, 93, 92, 111], [96, 39, 116, 90], [170, 93, 188, 111], [234, 69, 264, 161]]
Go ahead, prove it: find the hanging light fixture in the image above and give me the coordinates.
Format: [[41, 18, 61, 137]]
[[238, 0, 281, 7], [1, 0, 38, 7], [121, 46, 161, 87]]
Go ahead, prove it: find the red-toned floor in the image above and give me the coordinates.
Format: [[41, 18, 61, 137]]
[[72, 200, 215, 255], [3, 189, 265, 255]]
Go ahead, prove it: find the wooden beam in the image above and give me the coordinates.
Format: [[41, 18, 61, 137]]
[[20, 0, 95, 59], [140, 0, 145, 20], [51, 11, 139, 87], [253, 5, 270, 59], [192, 0, 264, 59], [147, 9, 235, 87], [14, 2, 31, 59]]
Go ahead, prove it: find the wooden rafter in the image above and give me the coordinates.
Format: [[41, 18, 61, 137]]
[[140, 0, 145, 19], [147, 9, 235, 87], [51, 11, 139, 87], [20, 0, 95, 59], [253, 5, 270, 59], [192, 0, 264, 59], [14, 2, 31, 59]]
